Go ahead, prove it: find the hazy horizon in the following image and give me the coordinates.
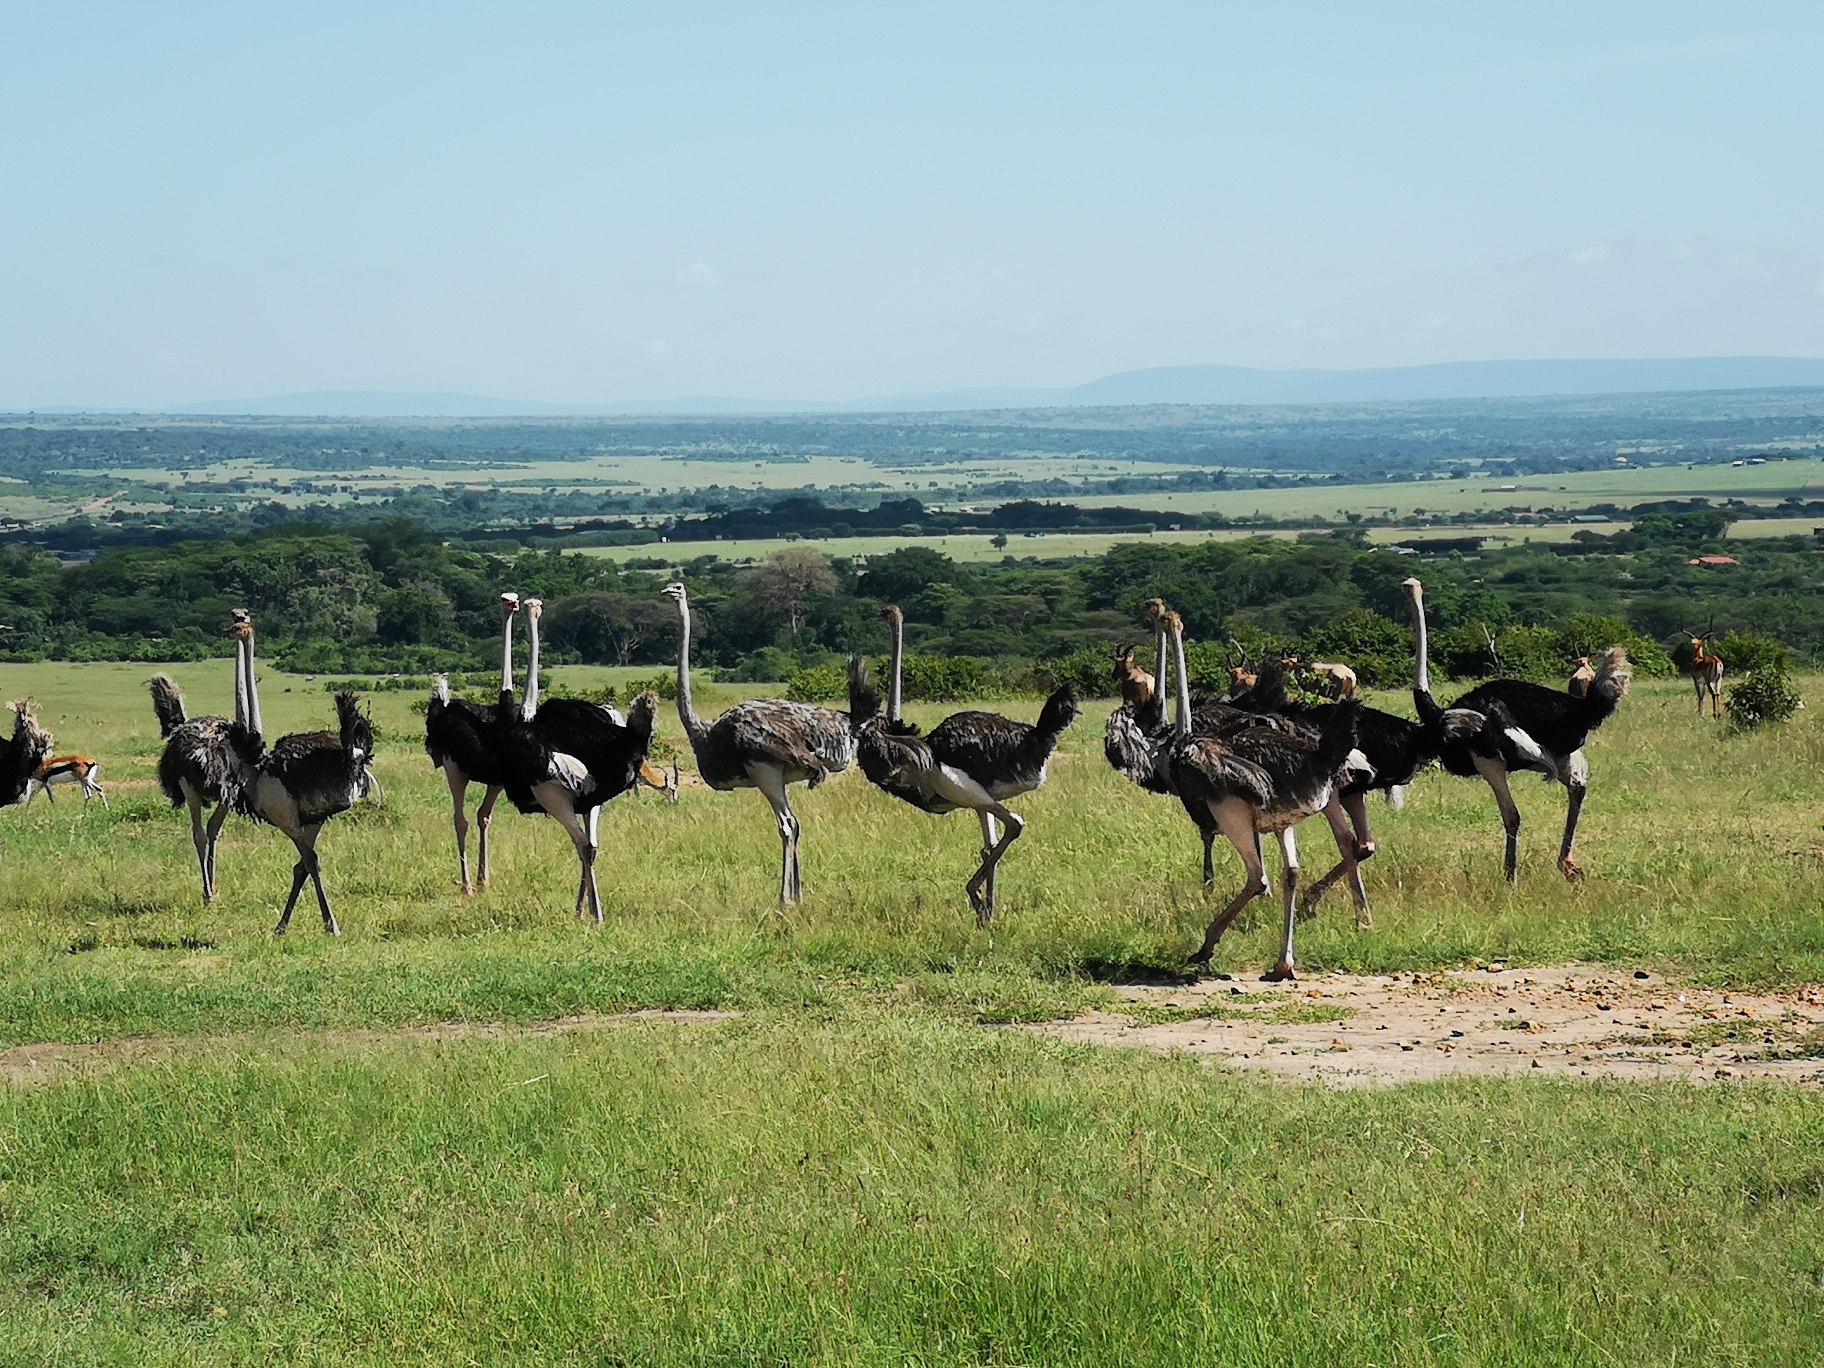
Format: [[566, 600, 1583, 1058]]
[[5, 4, 1822, 410]]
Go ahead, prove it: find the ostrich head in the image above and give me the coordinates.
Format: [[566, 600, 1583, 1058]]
[[230, 606, 253, 641], [661, 582, 687, 607], [499, 592, 520, 619], [523, 597, 543, 623], [881, 604, 904, 626], [1140, 597, 1165, 624], [1401, 577, 1424, 606]]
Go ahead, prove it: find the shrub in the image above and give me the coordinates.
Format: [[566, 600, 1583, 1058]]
[[1725, 670, 1802, 730], [1714, 630, 1790, 677], [1296, 609, 1413, 688]]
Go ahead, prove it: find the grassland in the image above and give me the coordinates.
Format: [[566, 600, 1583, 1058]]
[[1, 661, 1822, 1363]]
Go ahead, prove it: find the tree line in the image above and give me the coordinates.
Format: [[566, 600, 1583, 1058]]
[[0, 513, 1813, 690]]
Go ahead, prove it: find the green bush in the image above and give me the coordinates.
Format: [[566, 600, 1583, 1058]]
[[1714, 630, 1790, 676], [1725, 669, 1802, 729], [1296, 609, 1413, 688]]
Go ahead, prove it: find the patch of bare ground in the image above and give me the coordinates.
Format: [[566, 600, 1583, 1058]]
[[0, 1009, 740, 1088], [1027, 966, 1824, 1088]]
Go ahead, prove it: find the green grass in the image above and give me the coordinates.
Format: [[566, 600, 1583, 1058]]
[[2, 661, 1823, 1361]]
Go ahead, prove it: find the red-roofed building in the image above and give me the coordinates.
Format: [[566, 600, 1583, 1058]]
[[1688, 555, 1739, 567]]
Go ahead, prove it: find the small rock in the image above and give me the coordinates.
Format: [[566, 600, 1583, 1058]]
[[1531, 1058, 1542, 1069], [1450, 1029, 1464, 1038], [1597, 1002, 1612, 1011], [1634, 970, 1650, 980]]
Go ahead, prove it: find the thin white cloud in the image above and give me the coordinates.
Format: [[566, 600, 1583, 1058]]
[[644, 339, 672, 355], [675, 262, 721, 287], [1567, 244, 1611, 267]]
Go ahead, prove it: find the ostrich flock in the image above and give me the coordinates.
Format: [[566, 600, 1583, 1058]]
[[0, 576, 1636, 979]]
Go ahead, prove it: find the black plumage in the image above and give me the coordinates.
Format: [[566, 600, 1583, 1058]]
[[423, 593, 522, 893], [230, 617, 375, 935], [850, 652, 1077, 922], [492, 597, 660, 922], [150, 671, 241, 903], [1405, 575, 1628, 882], [665, 582, 854, 904], [1159, 612, 1368, 979]]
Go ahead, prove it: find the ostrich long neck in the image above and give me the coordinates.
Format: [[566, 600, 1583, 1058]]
[[1153, 622, 1168, 701], [244, 627, 265, 739], [674, 596, 709, 750], [522, 614, 541, 721], [233, 632, 249, 731], [499, 609, 516, 706], [1172, 620, 1192, 739], [1408, 589, 1432, 697], [888, 613, 904, 721]]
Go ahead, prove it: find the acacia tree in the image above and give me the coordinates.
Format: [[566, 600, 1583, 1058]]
[[750, 549, 838, 639]]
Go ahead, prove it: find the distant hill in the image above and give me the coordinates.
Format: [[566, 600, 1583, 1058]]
[[166, 357, 1824, 418]]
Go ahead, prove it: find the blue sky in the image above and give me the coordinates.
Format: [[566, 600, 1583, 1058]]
[[4, 2, 1822, 407]]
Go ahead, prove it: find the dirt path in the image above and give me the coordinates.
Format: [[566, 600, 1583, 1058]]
[[1028, 966, 1824, 1087], [0, 1010, 739, 1088]]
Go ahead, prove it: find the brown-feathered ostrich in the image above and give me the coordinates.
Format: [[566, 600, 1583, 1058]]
[[423, 592, 520, 893], [882, 604, 1081, 917], [1405, 576, 1630, 882], [150, 646, 243, 903], [231, 613, 376, 935], [1162, 609, 1370, 980], [1104, 598, 1173, 797], [491, 597, 660, 923], [663, 581, 854, 904], [0, 699, 54, 847]]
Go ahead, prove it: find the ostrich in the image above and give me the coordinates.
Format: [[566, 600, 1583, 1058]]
[[882, 604, 1081, 916], [1405, 576, 1630, 882], [150, 618, 256, 903], [493, 597, 659, 923], [424, 592, 521, 893], [231, 613, 376, 935], [0, 698, 54, 840], [662, 582, 853, 903], [1162, 609, 1369, 980], [1236, 641, 1529, 928]]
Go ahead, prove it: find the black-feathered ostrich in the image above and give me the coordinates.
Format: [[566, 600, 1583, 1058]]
[[150, 631, 245, 903], [1404, 576, 1630, 882], [663, 581, 854, 904], [424, 592, 521, 894], [1162, 609, 1370, 980], [231, 613, 376, 935], [1244, 641, 1538, 927], [881, 604, 1081, 918], [1104, 598, 1173, 797], [493, 597, 659, 923], [0, 698, 54, 842]]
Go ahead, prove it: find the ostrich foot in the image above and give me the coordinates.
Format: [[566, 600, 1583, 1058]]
[[1354, 840, 1375, 862], [1261, 962, 1297, 982], [1354, 908, 1374, 931], [1186, 947, 1214, 967], [1559, 857, 1584, 884]]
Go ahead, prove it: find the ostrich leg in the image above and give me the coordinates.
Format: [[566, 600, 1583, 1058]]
[[749, 764, 801, 904], [302, 840, 341, 936], [1189, 801, 1268, 965], [202, 802, 230, 903], [977, 812, 1000, 921], [965, 809, 1023, 927], [183, 787, 213, 902], [273, 852, 312, 935], [1304, 797, 1371, 928], [444, 766, 474, 893], [1263, 825, 1301, 982], [1475, 756, 1523, 883], [475, 786, 502, 887], [1556, 750, 1590, 883]]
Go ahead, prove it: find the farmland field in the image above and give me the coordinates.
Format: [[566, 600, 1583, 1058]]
[[1, 661, 1822, 1363]]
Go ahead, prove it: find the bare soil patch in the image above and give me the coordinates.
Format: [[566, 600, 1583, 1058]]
[[1028, 966, 1824, 1087], [0, 1009, 740, 1088]]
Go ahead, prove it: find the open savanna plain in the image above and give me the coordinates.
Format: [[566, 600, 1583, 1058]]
[[0, 661, 1822, 1364]]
